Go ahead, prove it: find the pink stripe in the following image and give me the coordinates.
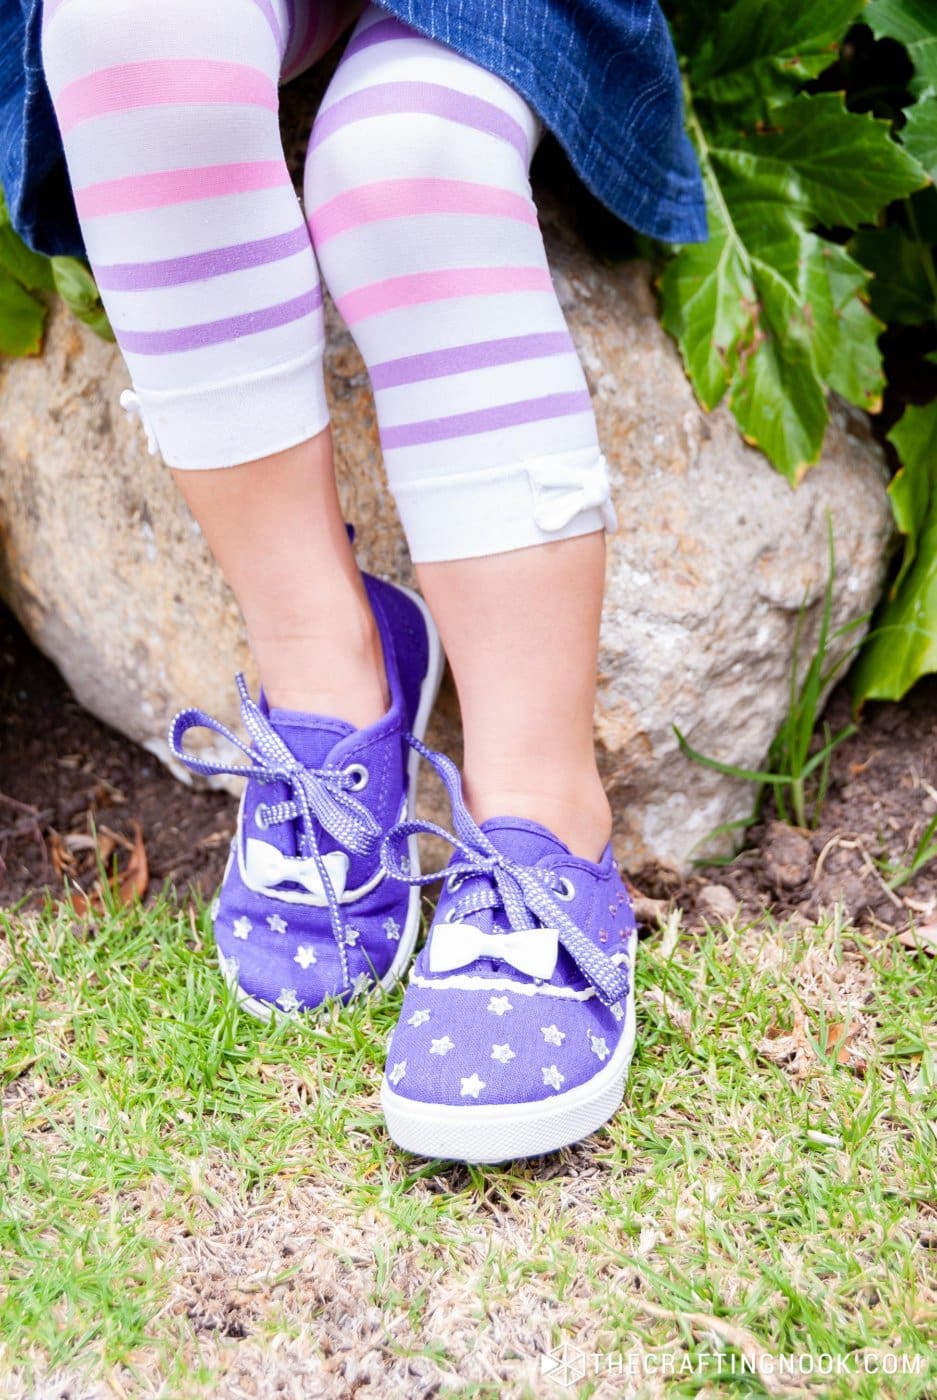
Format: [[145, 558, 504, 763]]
[[336, 266, 554, 325], [56, 60, 278, 135], [74, 161, 286, 218], [308, 179, 538, 246]]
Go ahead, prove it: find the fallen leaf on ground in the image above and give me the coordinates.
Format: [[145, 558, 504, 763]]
[[67, 823, 149, 916], [898, 923, 937, 955], [758, 1006, 815, 1077], [824, 1019, 867, 1073], [48, 830, 76, 876]]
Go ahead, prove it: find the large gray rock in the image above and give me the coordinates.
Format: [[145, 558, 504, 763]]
[[0, 207, 893, 871]]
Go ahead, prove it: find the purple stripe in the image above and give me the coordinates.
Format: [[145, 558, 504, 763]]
[[282, 0, 299, 66], [382, 391, 593, 449], [116, 287, 322, 354], [341, 16, 412, 62], [370, 332, 574, 390], [95, 226, 310, 291], [250, 0, 283, 49], [310, 83, 529, 161]]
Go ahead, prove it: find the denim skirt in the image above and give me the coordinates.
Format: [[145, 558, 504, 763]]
[[0, 0, 707, 258]]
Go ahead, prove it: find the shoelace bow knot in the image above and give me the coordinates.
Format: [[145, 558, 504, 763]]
[[169, 674, 381, 986], [381, 738, 630, 1008]]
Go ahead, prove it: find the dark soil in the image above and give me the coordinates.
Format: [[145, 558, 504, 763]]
[[636, 680, 937, 931], [2, 605, 936, 930], [0, 607, 233, 909]]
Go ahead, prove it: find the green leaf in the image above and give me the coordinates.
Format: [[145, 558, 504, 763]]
[[659, 189, 755, 411], [812, 244, 885, 412], [51, 257, 114, 341], [851, 222, 937, 324], [866, 0, 937, 99], [0, 187, 54, 293], [663, 90, 918, 478], [852, 401, 937, 702], [902, 100, 937, 181], [716, 94, 927, 227], [0, 269, 46, 356], [689, 0, 864, 116], [726, 237, 830, 477], [887, 400, 937, 590]]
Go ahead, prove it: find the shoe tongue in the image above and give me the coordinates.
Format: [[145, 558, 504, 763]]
[[479, 815, 572, 866], [438, 817, 571, 948], [267, 706, 355, 769]]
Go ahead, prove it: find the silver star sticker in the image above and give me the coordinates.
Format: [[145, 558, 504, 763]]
[[232, 917, 252, 941], [266, 914, 288, 935], [388, 1059, 407, 1086], [383, 917, 401, 942], [589, 1034, 610, 1062], [345, 926, 361, 947], [460, 1073, 485, 1098], [429, 1035, 455, 1056], [541, 1024, 566, 1046], [276, 987, 300, 1014], [407, 1008, 431, 1028], [487, 995, 513, 1016], [542, 1064, 565, 1092], [294, 944, 317, 969], [490, 1043, 515, 1064]]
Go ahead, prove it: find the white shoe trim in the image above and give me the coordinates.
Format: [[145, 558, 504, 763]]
[[407, 970, 596, 1001]]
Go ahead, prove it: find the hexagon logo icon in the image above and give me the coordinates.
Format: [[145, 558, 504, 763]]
[[540, 1341, 587, 1387]]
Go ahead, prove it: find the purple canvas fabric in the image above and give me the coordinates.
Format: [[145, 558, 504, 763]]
[[380, 741, 636, 1110], [169, 575, 434, 1014]]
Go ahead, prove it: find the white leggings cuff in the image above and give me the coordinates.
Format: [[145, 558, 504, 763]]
[[394, 447, 618, 563], [123, 348, 329, 470]]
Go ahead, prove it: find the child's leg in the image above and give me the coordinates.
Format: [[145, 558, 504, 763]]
[[173, 437, 387, 724], [306, 7, 614, 856], [417, 538, 611, 861], [41, 0, 385, 725]]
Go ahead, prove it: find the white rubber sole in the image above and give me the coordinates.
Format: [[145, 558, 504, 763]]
[[381, 937, 638, 1163], [219, 582, 445, 1022]]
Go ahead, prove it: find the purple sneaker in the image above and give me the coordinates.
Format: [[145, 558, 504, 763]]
[[169, 577, 444, 1019], [379, 742, 637, 1163]]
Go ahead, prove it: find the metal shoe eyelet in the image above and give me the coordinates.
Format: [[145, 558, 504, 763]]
[[555, 876, 576, 902], [254, 804, 269, 830], [447, 872, 465, 894], [344, 763, 369, 791]]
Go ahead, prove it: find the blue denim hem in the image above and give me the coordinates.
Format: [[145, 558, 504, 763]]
[[2, 0, 707, 258]]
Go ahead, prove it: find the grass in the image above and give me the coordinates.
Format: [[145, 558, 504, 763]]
[[1, 894, 935, 1398]]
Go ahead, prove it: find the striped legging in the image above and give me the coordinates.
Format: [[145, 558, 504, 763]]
[[42, 0, 615, 561]]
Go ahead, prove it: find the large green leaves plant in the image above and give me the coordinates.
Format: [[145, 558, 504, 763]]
[[661, 0, 927, 482], [0, 187, 112, 353], [852, 394, 937, 700], [0, 190, 53, 356]]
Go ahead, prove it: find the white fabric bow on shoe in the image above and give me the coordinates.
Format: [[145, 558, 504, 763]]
[[244, 838, 349, 903], [428, 920, 559, 980]]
